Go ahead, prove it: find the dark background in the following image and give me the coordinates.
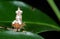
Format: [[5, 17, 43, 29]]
[[20, 0, 60, 39]]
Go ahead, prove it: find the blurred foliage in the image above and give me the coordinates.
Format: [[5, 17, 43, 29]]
[[0, 1, 60, 39], [0, 31, 44, 39]]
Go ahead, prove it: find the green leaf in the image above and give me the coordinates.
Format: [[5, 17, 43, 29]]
[[0, 31, 44, 39], [0, 1, 60, 33], [47, 0, 60, 20], [24, 22, 60, 33]]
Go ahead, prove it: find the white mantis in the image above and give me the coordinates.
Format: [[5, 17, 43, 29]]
[[12, 7, 25, 32]]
